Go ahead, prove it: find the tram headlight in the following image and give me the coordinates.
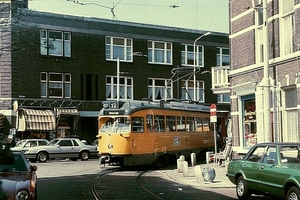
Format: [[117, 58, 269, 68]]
[[103, 103, 109, 108], [108, 144, 114, 149]]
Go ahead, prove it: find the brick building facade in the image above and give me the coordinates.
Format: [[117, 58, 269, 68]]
[[226, 0, 300, 155]]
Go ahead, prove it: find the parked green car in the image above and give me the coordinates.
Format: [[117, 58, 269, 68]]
[[226, 142, 300, 200]]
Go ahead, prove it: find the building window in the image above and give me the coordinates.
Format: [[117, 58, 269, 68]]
[[40, 30, 71, 57], [257, 6, 263, 26], [181, 44, 203, 67], [41, 72, 71, 98], [181, 80, 204, 102], [148, 78, 172, 100], [283, 87, 298, 142], [148, 41, 172, 65], [217, 94, 230, 103], [106, 76, 133, 100], [255, 6, 264, 63], [280, 0, 294, 55], [106, 36, 133, 62], [216, 47, 230, 66]]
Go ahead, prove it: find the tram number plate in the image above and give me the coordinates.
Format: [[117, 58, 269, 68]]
[[110, 102, 118, 109], [174, 136, 180, 146]]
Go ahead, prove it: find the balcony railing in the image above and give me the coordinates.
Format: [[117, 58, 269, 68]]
[[211, 66, 230, 94]]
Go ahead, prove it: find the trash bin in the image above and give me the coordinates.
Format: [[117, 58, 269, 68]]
[[202, 167, 216, 182]]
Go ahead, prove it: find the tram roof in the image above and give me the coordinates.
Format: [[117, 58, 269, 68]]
[[99, 99, 211, 116]]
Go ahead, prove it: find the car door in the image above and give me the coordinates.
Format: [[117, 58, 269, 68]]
[[240, 146, 266, 190], [55, 139, 77, 158], [258, 146, 291, 197]]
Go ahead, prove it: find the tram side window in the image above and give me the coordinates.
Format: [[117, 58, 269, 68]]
[[132, 117, 144, 132], [186, 117, 195, 131], [146, 114, 154, 132], [195, 117, 203, 132], [166, 116, 175, 132], [154, 115, 165, 132], [177, 116, 186, 131], [203, 117, 210, 131]]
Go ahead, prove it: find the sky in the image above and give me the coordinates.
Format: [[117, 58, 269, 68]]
[[28, 0, 229, 33]]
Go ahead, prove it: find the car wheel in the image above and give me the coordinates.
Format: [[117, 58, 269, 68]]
[[80, 151, 89, 161], [286, 186, 300, 200], [236, 176, 251, 200], [37, 152, 48, 162]]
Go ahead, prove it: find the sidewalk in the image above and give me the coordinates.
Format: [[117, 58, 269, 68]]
[[160, 163, 235, 188]]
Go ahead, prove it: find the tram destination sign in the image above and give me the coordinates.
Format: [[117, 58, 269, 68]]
[[103, 110, 125, 115], [170, 102, 210, 112]]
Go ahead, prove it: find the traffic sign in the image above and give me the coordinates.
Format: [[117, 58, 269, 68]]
[[210, 104, 217, 116], [210, 115, 217, 123]]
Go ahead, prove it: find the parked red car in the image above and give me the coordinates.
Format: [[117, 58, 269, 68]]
[[0, 150, 38, 200]]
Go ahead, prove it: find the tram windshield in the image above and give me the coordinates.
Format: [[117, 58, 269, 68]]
[[100, 117, 131, 133]]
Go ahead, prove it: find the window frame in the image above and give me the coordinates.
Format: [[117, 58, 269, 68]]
[[279, 0, 294, 56], [181, 80, 205, 103], [181, 44, 204, 67], [40, 29, 71, 57], [216, 47, 230, 66], [148, 78, 173, 101], [106, 75, 133, 100], [148, 40, 172, 65], [217, 94, 230, 103], [40, 72, 71, 98], [105, 36, 133, 62]]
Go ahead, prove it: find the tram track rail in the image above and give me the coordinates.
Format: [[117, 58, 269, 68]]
[[91, 168, 163, 200]]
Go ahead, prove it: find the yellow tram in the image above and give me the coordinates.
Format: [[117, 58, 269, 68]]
[[97, 99, 214, 166]]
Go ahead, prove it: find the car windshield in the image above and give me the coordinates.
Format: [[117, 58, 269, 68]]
[[0, 154, 29, 172], [15, 140, 25, 147], [100, 117, 131, 133]]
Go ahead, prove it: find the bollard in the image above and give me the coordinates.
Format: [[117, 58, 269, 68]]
[[191, 153, 196, 166], [206, 151, 213, 164], [194, 165, 202, 183], [180, 155, 185, 161], [182, 161, 189, 177], [177, 159, 183, 173]]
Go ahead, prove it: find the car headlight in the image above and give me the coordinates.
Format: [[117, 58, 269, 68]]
[[16, 189, 29, 200]]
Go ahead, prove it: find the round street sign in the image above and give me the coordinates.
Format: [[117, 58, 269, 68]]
[[210, 104, 217, 116]]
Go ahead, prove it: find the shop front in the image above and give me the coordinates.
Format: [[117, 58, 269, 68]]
[[16, 108, 56, 139], [55, 107, 79, 138]]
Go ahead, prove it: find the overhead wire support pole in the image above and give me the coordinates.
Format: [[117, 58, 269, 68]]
[[262, 0, 271, 142], [117, 58, 120, 101]]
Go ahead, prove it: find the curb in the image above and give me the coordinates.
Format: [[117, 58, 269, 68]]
[[162, 164, 235, 189]]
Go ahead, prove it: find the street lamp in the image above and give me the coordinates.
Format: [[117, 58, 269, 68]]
[[193, 32, 210, 101], [116, 52, 147, 101]]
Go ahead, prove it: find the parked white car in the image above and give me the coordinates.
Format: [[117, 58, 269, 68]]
[[10, 138, 50, 153], [23, 138, 98, 162]]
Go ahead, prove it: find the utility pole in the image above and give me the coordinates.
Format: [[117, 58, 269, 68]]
[[193, 32, 210, 101], [262, 0, 271, 142], [117, 57, 120, 101]]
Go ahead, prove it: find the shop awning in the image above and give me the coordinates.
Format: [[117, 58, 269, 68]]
[[56, 108, 79, 117], [18, 108, 55, 132], [0, 114, 4, 129]]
